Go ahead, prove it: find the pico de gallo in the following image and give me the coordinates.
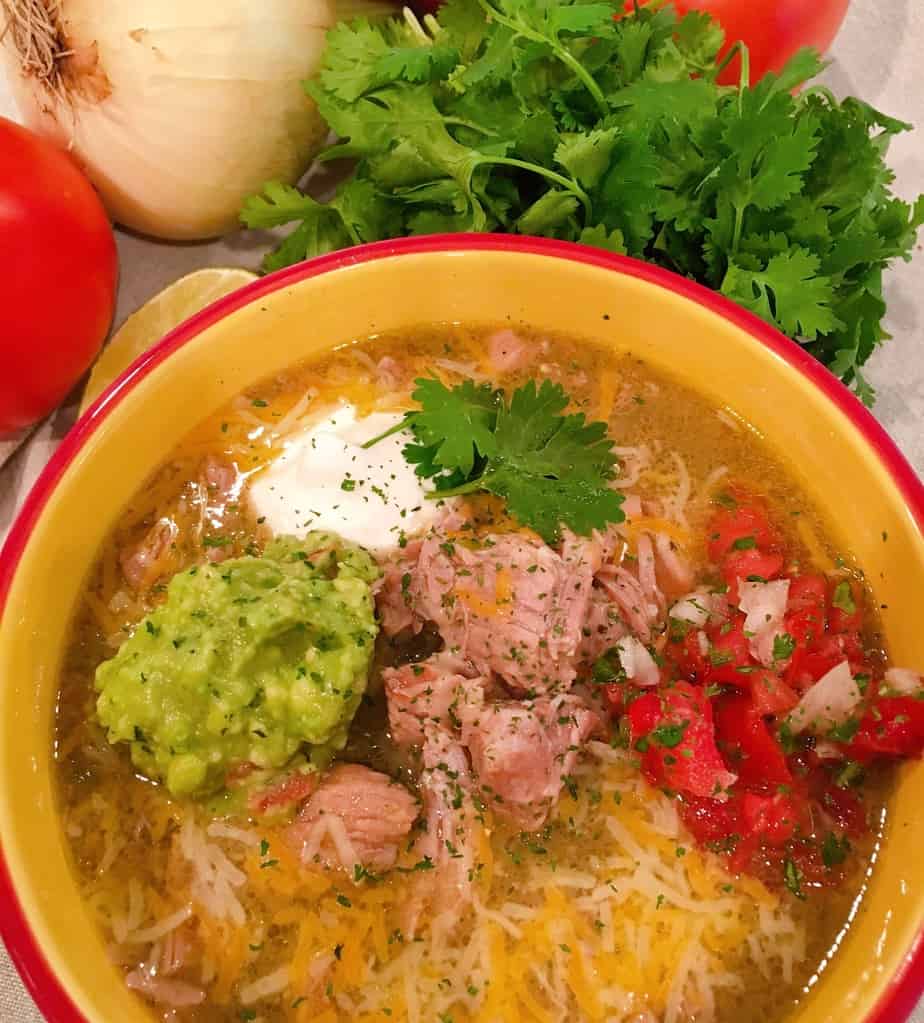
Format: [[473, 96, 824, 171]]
[[599, 487, 924, 896]]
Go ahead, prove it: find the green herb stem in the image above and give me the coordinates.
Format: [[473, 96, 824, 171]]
[[474, 0, 609, 119], [479, 156, 592, 219], [361, 415, 415, 449]]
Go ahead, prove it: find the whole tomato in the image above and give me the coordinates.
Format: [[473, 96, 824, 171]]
[[0, 117, 118, 435], [652, 0, 850, 84]]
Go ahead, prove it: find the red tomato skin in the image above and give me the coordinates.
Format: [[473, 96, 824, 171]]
[[673, 629, 708, 682], [703, 614, 756, 685], [785, 631, 866, 690], [714, 693, 792, 787], [660, 0, 850, 85], [788, 575, 828, 616], [740, 792, 799, 847], [722, 548, 785, 602], [848, 696, 924, 761], [629, 682, 733, 799], [0, 118, 118, 434], [748, 669, 799, 717], [707, 501, 781, 563]]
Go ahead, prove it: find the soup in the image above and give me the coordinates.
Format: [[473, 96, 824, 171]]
[[54, 324, 923, 1023]]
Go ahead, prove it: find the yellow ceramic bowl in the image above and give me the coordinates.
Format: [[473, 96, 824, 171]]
[[1, 236, 922, 1023]]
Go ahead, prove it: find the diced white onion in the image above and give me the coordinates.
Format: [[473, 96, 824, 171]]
[[787, 661, 862, 735], [670, 591, 724, 628], [615, 637, 660, 687], [739, 579, 790, 667]]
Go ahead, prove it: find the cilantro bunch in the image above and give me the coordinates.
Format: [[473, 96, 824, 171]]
[[242, 0, 923, 403], [365, 376, 625, 541]]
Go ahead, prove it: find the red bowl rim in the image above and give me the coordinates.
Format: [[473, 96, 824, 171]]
[[1, 233, 922, 1023]]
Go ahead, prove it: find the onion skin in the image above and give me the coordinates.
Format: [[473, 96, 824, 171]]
[[1, 0, 335, 241]]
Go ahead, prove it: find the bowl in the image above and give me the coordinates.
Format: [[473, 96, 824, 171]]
[[1, 235, 922, 1023]]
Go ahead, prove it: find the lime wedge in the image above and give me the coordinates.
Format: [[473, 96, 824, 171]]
[[80, 267, 258, 414]]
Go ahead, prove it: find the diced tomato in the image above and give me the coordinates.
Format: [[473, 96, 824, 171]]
[[714, 693, 792, 786], [628, 682, 735, 799], [621, 491, 923, 895], [748, 668, 799, 716], [828, 578, 864, 634], [785, 632, 867, 691], [703, 614, 756, 685], [785, 575, 827, 645], [680, 782, 848, 890], [848, 695, 924, 761], [794, 751, 869, 836], [722, 548, 786, 602], [741, 792, 800, 847], [819, 782, 868, 836], [678, 793, 741, 848], [672, 628, 709, 682], [787, 575, 828, 615], [626, 691, 661, 735], [707, 497, 782, 562]]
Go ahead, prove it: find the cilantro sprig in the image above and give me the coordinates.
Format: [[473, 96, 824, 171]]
[[243, 0, 922, 404], [364, 376, 625, 541]]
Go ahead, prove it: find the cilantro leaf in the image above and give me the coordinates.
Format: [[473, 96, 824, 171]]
[[488, 470, 625, 541], [406, 377, 500, 476], [721, 248, 842, 339], [489, 379, 618, 482], [387, 377, 625, 541], [578, 224, 627, 254], [555, 127, 620, 190]]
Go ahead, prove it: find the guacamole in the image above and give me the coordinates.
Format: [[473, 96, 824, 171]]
[[95, 534, 380, 797]]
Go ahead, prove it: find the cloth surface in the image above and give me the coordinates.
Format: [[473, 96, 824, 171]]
[[0, 0, 922, 1019]]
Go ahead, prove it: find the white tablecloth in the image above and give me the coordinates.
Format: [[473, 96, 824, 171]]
[[1, 0, 922, 1018]]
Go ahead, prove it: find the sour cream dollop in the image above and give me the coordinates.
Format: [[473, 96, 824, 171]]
[[248, 405, 444, 553]]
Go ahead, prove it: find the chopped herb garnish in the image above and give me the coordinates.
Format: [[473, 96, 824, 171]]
[[731, 535, 757, 550], [822, 832, 851, 868], [828, 717, 860, 743], [783, 858, 805, 899], [652, 722, 689, 749], [773, 633, 796, 661], [832, 580, 857, 615]]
